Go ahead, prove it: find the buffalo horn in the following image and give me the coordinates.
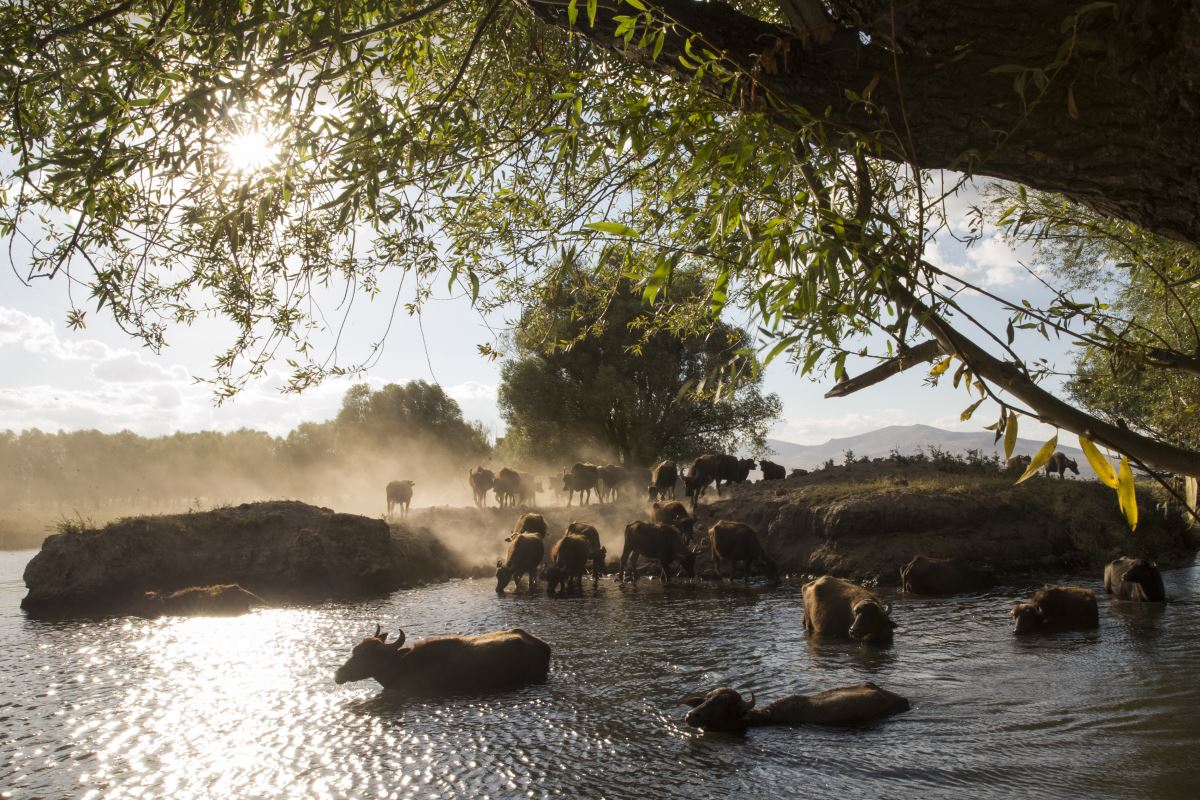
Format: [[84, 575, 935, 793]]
[[742, 691, 756, 713], [373, 623, 383, 639], [391, 628, 406, 649]]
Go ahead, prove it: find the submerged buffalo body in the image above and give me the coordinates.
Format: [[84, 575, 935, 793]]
[[682, 683, 910, 732], [334, 625, 551, 695], [1011, 585, 1099, 634], [140, 584, 265, 617], [1104, 557, 1165, 602], [386, 480, 415, 518], [496, 533, 544, 593], [900, 555, 994, 595], [802, 576, 896, 643], [707, 520, 778, 583], [619, 521, 696, 583]]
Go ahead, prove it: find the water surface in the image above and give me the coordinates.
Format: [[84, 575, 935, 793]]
[[3, 549, 1200, 798]]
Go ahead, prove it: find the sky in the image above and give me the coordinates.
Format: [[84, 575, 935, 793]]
[[0, 178, 1077, 448]]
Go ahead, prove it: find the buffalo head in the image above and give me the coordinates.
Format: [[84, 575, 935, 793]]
[[848, 600, 896, 643], [1011, 602, 1044, 634], [1122, 558, 1158, 586], [681, 687, 757, 732], [495, 560, 514, 593], [334, 624, 406, 684]]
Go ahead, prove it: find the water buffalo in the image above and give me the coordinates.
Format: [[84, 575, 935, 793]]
[[1004, 454, 1032, 474], [758, 460, 786, 481], [386, 479, 415, 518], [469, 466, 494, 508], [717, 454, 757, 487], [139, 584, 265, 617], [707, 520, 778, 584], [1011, 585, 1099, 634], [618, 521, 696, 584], [900, 555, 994, 595], [598, 464, 627, 502], [651, 500, 695, 542], [564, 463, 600, 506], [545, 532, 591, 596], [566, 521, 607, 584], [334, 624, 552, 695], [496, 533, 544, 593], [1104, 557, 1166, 602], [649, 459, 678, 501], [1045, 451, 1080, 478], [493, 467, 522, 508], [517, 472, 543, 506], [684, 454, 721, 510], [802, 576, 896, 643], [681, 683, 910, 732], [506, 512, 548, 540]]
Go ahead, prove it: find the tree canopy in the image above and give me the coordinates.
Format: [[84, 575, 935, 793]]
[[4, 0, 1200, 518], [497, 269, 780, 464]]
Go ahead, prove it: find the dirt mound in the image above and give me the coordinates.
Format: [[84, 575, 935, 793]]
[[22, 501, 466, 615], [692, 462, 1195, 584]]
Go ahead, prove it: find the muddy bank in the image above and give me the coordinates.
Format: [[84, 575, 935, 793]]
[[22, 501, 465, 615], [694, 463, 1196, 584]]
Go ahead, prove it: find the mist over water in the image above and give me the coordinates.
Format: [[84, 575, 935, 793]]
[[4, 550, 1200, 799]]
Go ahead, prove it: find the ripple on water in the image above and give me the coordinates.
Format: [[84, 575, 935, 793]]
[[4, 563, 1200, 798]]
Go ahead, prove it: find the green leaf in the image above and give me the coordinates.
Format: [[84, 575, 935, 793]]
[[1003, 411, 1018, 459], [1015, 434, 1058, 485], [1078, 435, 1117, 489], [584, 220, 638, 237], [1117, 455, 1138, 531], [587, 0, 597, 27], [567, 0, 578, 26]]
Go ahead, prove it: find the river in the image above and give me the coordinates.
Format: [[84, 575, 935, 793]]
[[3, 548, 1200, 798]]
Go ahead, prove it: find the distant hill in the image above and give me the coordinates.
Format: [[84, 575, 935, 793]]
[[763, 424, 1093, 477]]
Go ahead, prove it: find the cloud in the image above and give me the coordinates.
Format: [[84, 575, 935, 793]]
[[445, 381, 498, 402], [92, 352, 190, 383]]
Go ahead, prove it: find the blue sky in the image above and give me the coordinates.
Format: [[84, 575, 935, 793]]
[[0, 179, 1075, 447]]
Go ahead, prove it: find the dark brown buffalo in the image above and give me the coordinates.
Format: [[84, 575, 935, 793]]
[[140, 584, 265, 617], [493, 467, 522, 508], [707, 520, 778, 583], [510, 512, 548, 539], [564, 463, 600, 506], [1004, 454, 1032, 474], [802, 576, 896, 643], [649, 459, 678, 501], [1011, 585, 1099, 634], [386, 479, 415, 517], [1104, 557, 1166, 602], [496, 533, 544, 593], [566, 521, 607, 584], [758, 460, 786, 481], [900, 555, 994, 595], [618, 521, 696, 583], [597, 464, 627, 502], [545, 532, 591, 596], [652, 500, 695, 542], [334, 624, 551, 695], [717, 454, 757, 486], [1045, 451, 1080, 478], [684, 454, 721, 510], [469, 466, 494, 508], [681, 683, 910, 732]]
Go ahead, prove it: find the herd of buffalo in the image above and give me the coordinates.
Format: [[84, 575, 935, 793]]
[[337, 455, 1169, 733]]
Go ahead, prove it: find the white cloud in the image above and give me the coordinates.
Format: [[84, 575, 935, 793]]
[[91, 352, 189, 383], [445, 381, 497, 401]]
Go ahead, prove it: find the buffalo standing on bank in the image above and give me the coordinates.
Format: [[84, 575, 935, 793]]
[[1045, 452, 1080, 478], [649, 460, 678, 501], [386, 480, 415, 518], [469, 466, 494, 508]]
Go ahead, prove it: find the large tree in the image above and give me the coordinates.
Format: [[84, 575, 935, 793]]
[[4, 0, 1200, 509], [497, 271, 780, 464]]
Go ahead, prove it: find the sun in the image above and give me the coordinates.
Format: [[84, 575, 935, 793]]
[[221, 127, 280, 175]]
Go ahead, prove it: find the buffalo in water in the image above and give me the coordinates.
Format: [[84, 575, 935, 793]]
[[900, 555, 994, 595], [618, 521, 696, 584], [1011, 585, 1099, 634], [506, 512, 548, 540], [649, 459, 678, 501], [1104, 557, 1166, 602], [469, 466, 494, 508], [496, 533, 544, 593], [802, 576, 896, 643], [334, 624, 551, 695], [566, 521, 607, 585], [681, 683, 910, 732], [1045, 452, 1080, 478], [139, 584, 265, 618], [652, 500, 695, 542], [707, 520, 778, 584], [544, 532, 591, 596], [386, 480, 414, 518]]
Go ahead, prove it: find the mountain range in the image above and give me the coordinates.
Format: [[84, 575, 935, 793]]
[[764, 424, 1092, 476]]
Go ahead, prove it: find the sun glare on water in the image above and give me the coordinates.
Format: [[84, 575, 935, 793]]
[[222, 127, 280, 175]]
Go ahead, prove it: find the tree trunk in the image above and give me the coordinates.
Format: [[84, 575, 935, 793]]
[[524, 0, 1200, 246]]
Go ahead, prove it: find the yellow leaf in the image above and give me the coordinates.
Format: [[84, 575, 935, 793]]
[[960, 397, 984, 421], [1015, 434, 1058, 485], [1117, 455, 1138, 531], [1067, 85, 1079, 120], [930, 356, 952, 377], [1003, 411, 1018, 460], [1078, 435, 1118, 489]]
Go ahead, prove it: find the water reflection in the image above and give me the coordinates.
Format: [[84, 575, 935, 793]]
[[2, 558, 1200, 798]]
